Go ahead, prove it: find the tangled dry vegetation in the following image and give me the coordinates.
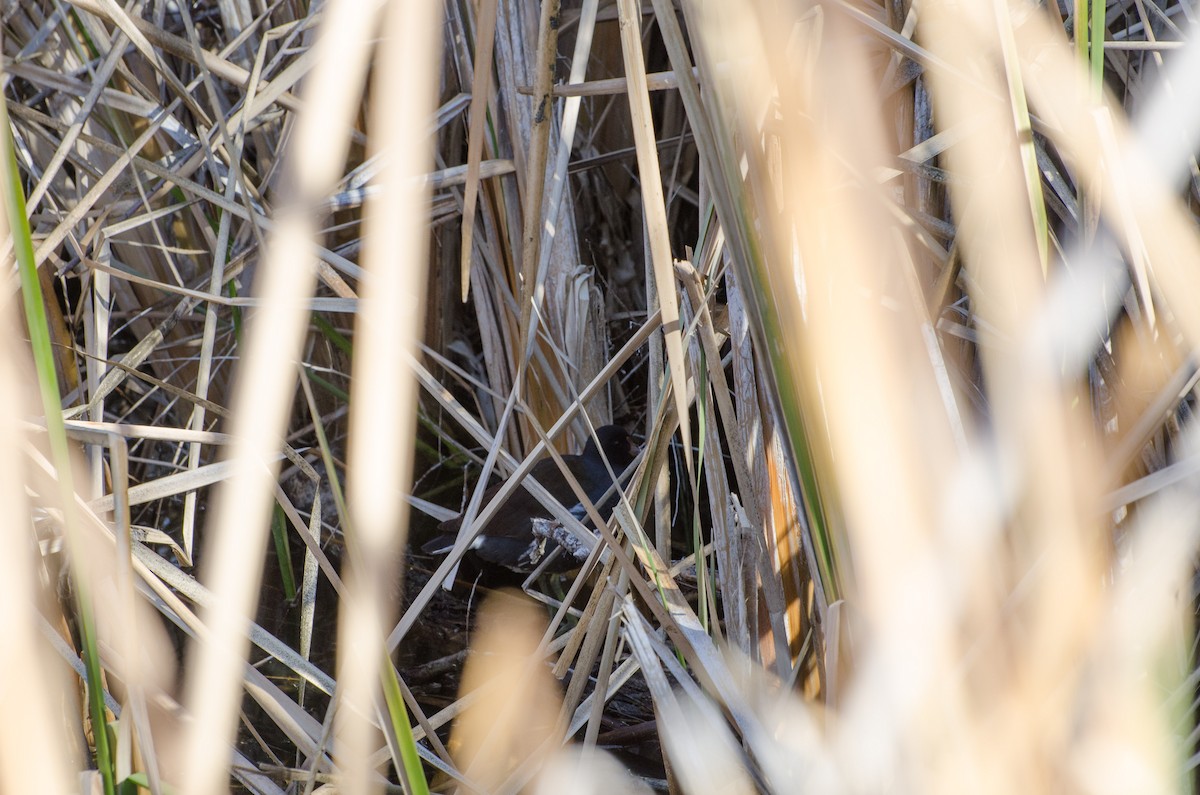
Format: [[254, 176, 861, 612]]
[[2, 0, 1200, 793]]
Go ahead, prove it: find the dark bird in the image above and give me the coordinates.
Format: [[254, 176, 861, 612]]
[[423, 425, 639, 572]]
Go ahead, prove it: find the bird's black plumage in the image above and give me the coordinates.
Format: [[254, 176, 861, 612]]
[[423, 425, 638, 572]]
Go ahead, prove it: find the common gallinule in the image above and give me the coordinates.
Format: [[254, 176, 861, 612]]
[[423, 425, 638, 572]]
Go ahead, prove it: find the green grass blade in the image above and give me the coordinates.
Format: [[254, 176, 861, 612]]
[[1, 104, 115, 795], [381, 661, 430, 795]]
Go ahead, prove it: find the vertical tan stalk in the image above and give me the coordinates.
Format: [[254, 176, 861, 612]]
[[459, 0, 498, 301], [178, 2, 386, 792], [0, 208, 72, 795], [336, 0, 442, 791], [616, 0, 694, 478], [517, 0, 563, 354]]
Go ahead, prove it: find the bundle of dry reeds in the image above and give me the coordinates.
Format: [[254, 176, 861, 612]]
[[1, 0, 1198, 792]]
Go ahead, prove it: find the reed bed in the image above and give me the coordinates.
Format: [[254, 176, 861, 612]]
[[1, 0, 1198, 793]]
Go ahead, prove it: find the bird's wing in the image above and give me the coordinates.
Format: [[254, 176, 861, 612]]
[[436, 457, 577, 539]]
